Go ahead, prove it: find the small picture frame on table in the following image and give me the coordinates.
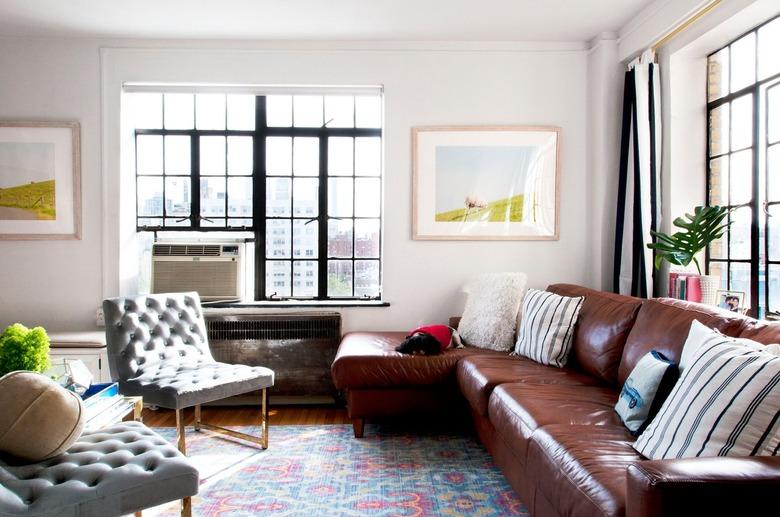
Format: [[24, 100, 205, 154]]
[[716, 290, 746, 314]]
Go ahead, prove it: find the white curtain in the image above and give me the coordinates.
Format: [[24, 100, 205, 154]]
[[614, 50, 662, 298]]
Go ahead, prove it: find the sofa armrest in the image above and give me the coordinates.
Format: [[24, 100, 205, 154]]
[[626, 456, 780, 517]]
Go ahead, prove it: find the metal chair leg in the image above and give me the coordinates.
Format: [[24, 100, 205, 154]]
[[175, 408, 187, 455], [261, 388, 268, 450], [194, 404, 202, 431], [181, 496, 192, 517]]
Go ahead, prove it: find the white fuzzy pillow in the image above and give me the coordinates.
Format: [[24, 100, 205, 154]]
[[458, 273, 527, 351]]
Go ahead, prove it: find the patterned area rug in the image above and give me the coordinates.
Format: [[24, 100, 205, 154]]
[[148, 423, 528, 516]]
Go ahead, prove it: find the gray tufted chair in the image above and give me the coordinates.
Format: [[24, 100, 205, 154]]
[[0, 422, 197, 517], [102, 292, 274, 456]]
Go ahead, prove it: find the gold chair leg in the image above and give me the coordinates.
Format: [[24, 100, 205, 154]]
[[194, 404, 202, 431], [181, 496, 192, 517], [261, 388, 268, 450], [175, 408, 187, 455]]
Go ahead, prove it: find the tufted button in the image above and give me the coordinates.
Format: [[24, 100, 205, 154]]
[[166, 301, 171, 307], [130, 333, 135, 339], [117, 322, 122, 328], [178, 312, 183, 318], [124, 304, 130, 310], [159, 354, 165, 359]]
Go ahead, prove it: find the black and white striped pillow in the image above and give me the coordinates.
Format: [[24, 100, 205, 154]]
[[633, 323, 780, 459], [514, 288, 584, 367]]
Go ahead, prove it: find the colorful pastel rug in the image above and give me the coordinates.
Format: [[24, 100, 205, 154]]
[[147, 423, 528, 516]]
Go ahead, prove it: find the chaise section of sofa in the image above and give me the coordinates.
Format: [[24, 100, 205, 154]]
[[331, 330, 503, 437]]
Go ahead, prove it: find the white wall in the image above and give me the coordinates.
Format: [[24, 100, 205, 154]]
[[0, 38, 591, 333], [586, 34, 623, 291]]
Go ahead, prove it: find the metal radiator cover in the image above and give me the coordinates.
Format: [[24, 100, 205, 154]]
[[205, 312, 341, 401]]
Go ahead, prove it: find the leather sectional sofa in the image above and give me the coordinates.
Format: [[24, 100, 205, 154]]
[[331, 284, 780, 516]]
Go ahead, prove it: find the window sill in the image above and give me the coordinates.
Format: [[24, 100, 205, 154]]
[[203, 300, 390, 312]]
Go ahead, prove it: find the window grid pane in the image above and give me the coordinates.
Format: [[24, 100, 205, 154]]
[[134, 91, 382, 300], [706, 14, 780, 318]]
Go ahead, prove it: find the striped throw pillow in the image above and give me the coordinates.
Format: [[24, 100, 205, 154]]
[[633, 323, 780, 460], [514, 288, 584, 367]]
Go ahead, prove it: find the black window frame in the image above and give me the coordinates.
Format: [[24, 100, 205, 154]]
[[134, 93, 383, 302], [705, 14, 780, 319]]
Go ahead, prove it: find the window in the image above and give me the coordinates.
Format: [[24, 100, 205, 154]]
[[130, 90, 383, 301], [707, 15, 780, 319]]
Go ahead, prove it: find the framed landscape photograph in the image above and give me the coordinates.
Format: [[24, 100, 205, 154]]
[[0, 121, 81, 240], [412, 126, 560, 240]]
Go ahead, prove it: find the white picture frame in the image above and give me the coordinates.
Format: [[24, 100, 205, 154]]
[[0, 121, 81, 240], [412, 126, 560, 240]]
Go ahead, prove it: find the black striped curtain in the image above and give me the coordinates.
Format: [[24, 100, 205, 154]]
[[614, 52, 661, 298]]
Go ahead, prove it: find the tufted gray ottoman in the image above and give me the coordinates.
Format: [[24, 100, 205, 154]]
[[103, 292, 275, 455], [0, 422, 197, 517]]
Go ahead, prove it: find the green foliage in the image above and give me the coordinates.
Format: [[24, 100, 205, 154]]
[[435, 194, 525, 222], [0, 180, 57, 220], [647, 205, 732, 275], [0, 324, 51, 377]]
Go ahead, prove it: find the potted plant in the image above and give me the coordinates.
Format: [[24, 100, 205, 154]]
[[0, 323, 51, 377], [647, 205, 731, 305]]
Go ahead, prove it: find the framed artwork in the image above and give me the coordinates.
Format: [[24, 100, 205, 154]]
[[0, 121, 81, 240], [717, 290, 746, 314], [412, 126, 560, 240]]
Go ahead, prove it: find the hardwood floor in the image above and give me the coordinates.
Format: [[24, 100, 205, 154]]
[[141, 404, 350, 427]]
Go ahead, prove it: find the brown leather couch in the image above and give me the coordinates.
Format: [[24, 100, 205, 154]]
[[331, 284, 780, 516]]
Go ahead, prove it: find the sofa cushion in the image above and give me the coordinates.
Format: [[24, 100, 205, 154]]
[[487, 383, 622, 463], [457, 354, 603, 417], [617, 298, 750, 386], [548, 284, 642, 386], [514, 288, 584, 367], [527, 424, 640, 517], [331, 332, 501, 390]]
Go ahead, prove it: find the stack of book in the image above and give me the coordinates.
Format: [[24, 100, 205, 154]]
[[81, 383, 135, 431], [668, 273, 703, 303]]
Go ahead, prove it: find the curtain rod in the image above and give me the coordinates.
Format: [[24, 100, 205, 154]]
[[651, 0, 722, 52]]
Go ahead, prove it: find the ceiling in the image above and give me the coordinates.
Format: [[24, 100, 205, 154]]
[[0, 0, 651, 42]]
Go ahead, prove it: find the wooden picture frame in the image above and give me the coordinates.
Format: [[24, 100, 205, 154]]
[[412, 125, 560, 240], [0, 121, 81, 240]]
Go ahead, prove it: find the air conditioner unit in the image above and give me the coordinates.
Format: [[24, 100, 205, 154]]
[[151, 242, 243, 302]]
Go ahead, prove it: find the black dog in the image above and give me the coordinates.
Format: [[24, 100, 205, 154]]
[[395, 332, 442, 356]]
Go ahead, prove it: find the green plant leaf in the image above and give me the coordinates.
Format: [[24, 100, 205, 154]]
[[647, 205, 732, 270]]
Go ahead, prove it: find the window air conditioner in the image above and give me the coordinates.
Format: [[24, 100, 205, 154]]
[[151, 243, 243, 302]]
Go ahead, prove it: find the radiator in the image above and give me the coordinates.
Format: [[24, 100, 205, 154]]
[[205, 312, 341, 403]]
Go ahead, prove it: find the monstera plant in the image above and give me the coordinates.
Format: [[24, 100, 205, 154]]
[[647, 205, 732, 275]]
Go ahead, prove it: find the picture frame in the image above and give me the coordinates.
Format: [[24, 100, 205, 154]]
[[716, 290, 746, 314], [412, 125, 560, 240], [0, 120, 81, 240]]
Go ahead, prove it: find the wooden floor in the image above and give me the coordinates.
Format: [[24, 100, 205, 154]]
[[141, 404, 351, 427]]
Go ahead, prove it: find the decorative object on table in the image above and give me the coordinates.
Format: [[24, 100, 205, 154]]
[[48, 357, 93, 395], [0, 120, 81, 240], [633, 323, 780, 460], [81, 382, 143, 431], [458, 272, 528, 351], [0, 371, 85, 461], [667, 271, 705, 302], [412, 126, 560, 240], [395, 324, 462, 356], [102, 292, 274, 456], [614, 350, 678, 435], [514, 288, 584, 367], [716, 289, 746, 313], [0, 323, 51, 377], [648, 205, 731, 305]]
